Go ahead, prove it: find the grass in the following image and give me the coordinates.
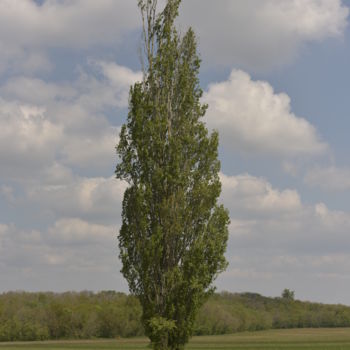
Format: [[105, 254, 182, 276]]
[[1, 328, 350, 350]]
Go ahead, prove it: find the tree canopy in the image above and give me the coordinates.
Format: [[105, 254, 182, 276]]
[[116, 1, 229, 349]]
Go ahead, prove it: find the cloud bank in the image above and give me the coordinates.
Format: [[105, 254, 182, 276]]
[[179, 0, 349, 70], [204, 70, 328, 157]]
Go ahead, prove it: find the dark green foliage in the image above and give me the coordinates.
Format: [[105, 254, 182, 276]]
[[282, 289, 295, 301], [1, 291, 350, 342], [0, 291, 143, 342], [194, 292, 350, 334], [116, 1, 229, 349]]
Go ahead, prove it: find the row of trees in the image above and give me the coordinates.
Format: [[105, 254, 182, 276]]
[[195, 292, 350, 334], [1, 291, 350, 342], [0, 291, 142, 341]]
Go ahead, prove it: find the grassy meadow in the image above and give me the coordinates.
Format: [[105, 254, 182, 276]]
[[1, 328, 350, 350]]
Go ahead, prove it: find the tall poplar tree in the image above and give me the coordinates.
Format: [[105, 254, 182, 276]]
[[116, 1, 230, 349]]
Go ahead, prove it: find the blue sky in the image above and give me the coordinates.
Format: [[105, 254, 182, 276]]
[[1, 0, 350, 305]]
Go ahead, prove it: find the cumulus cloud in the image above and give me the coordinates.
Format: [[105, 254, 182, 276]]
[[0, 46, 53, 75], [48, 218, 115, 245], [179, 0, 349, 71], [0, 1, 347, 73], [0, 1, 349, 302], [314, 202, 350, 229], [220, 173, 302, 217], [87, 60, 143, 108], [220, 173, 350, 251], [0, 0, 140, 73], [304, 166, 350, 191], [0, 0, 139, 49], [0, 95, 117, 180], [2, 60, 141, 111], [0, 99, 62, 180], [216, 172, 350, 303], [62, 128, 119, 170], [0, 219, 124, 291], [26, 176, 126, 224], [0, 60, 140, 176], [3, 77, 77, 105], [0, 223, 44, 268], [92, 60, 143, 90], [2, 171, 350, 301], [0, 0, 139, 48], [204, 70, 328, 157], [76, 61, 142, 110]]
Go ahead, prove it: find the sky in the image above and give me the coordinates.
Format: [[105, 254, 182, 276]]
[[0, 0, 350, 305]]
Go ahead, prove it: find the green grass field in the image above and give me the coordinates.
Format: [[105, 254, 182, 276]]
[[1, 328, 350, 350]]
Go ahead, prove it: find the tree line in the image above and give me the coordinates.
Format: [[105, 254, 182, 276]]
[[1, 290, 350, 342]]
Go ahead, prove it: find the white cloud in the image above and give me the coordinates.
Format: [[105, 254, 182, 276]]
[[0, 1, 140, 74], [0, 99, 63, 179], [42, 162, 74, 186], [93, 60, 143, 88], [0, 61, 140, 176], [304, 166, 350, 191], [179, 0, 349, 71], [0, 219, 124, 291], [61, 126, 119, 171], [2, 168, 350, 301], [2, 60, 141, 111], [88, 60, 143, 108], [0, 96, 114, 181], [315, 202, 350, 229], [0, 1, 346, 73], [218, 172, 350, 258], [0, 101, 116, 179], [26, 176, 126, 224], [220, 173, 302, 216], [48, 218, 115, 245], [216, 172, 350, 303], [3, 77, 77, 105], [0, 1, 348, 301], [0, 0, 139, 49], [0, 43, 53, 75], [0, 223, 44, 268], [75, 61, 142, 110], [204, 70, 328, 157]]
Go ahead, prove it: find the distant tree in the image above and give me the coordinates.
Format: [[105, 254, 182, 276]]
[[115, 0, 230, 349], [282, 289, 295, 301]]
